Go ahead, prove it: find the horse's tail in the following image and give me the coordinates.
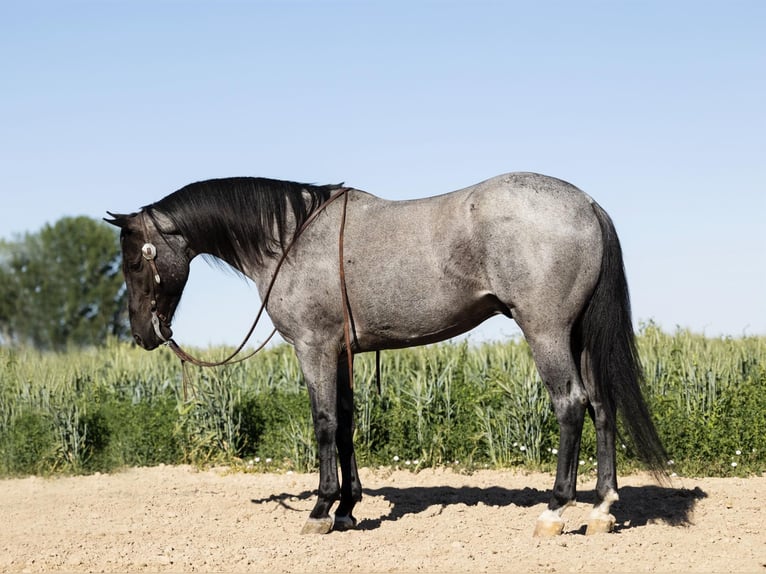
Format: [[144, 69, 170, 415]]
[[581, 200, 668, 479]]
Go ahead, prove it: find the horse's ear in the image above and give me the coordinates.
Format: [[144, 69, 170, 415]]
[[104, 211, 133, 228]]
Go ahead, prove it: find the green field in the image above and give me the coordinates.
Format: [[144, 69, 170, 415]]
[[1, 323, 764, 477]]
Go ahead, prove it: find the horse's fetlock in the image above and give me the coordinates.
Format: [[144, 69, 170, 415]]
[[552, 484, 575, 507]]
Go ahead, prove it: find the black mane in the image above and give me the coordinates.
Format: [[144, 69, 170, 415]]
[[145, 177, 339, 270]]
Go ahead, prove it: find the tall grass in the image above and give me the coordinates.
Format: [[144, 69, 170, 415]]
[[1, 325, 764, 477], [638, 324, 766, 475]]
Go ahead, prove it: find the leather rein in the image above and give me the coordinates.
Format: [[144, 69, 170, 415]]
[[138, 186, 366, 388]]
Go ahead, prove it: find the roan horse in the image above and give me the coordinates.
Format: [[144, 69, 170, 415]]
[[106, 172, 666, 536]]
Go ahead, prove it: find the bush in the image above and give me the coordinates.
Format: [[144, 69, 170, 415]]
[[84, 396, 182, 472], [0, 410, 56, 475], [0, 328, 764, 477], [639, 324, 766, 475]]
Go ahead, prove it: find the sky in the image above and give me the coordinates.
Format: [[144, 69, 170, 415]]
[[1, 1, 764, 349]]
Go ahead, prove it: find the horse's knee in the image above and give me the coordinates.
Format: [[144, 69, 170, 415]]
[[313, 409, 338, 443]]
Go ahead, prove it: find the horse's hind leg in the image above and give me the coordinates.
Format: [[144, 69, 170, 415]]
[[523, 328, 588, 537], [334, 353, 362, 530], [581, 350, 619, 535]]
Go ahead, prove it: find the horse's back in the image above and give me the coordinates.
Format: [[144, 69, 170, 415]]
[[335, 173, 605, 346], [461, 172, 595, 214]]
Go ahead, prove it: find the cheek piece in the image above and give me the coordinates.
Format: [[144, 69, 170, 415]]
[[141, 241, 167, 342]]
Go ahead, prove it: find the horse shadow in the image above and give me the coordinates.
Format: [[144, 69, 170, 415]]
[[251, 479, 707, 534]]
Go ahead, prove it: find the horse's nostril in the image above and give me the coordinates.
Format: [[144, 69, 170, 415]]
[[133, 333, 143, 346]]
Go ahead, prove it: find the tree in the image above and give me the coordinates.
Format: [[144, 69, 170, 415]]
[[0, 216, 129, 349], [0, 241, 18, 344]]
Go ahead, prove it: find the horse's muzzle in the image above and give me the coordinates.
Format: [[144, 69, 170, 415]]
[[132, 319, 172, 350]]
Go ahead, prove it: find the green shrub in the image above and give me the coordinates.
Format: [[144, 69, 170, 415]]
[[0, 328, 764, 477], [0, 409, 56, 475], [83, 396, 182, 472], [639, 324, 766, 476]]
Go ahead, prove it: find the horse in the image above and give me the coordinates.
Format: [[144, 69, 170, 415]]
[[106, 172, 667, 536]]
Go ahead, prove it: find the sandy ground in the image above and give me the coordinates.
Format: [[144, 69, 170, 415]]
[[1, 465, 764, 573]]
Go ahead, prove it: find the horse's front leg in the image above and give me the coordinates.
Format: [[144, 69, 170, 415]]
[[296, 344, 341, 534], [334, 352, 362, 530]]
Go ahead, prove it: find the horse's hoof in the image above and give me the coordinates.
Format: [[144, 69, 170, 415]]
[[333, 514, 357, 531], [300, 517, 334, 535], [533, 519, 565, 537], [534, 508, 567, 537], [585, 513, 616, 535]]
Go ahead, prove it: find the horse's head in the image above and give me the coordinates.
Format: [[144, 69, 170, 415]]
[[105, 210, 191, 350]]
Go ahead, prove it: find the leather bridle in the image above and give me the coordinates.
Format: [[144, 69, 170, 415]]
[[139, 212, 170, 344], [136, 186, 366, 388]]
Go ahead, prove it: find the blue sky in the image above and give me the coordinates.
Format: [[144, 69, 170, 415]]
[[1, 1, 764, 348]]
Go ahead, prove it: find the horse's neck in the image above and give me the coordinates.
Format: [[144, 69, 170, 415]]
[[205, 209, 299, 288]]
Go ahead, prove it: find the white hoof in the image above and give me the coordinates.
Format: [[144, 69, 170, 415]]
[[586, 510, 616, 535], [586, 489, 619, 535], [533, 519, 565, 537], [533, 508, 567, 537]]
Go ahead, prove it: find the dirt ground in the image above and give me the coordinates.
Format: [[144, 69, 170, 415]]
[[1, 465, 764, 573]]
